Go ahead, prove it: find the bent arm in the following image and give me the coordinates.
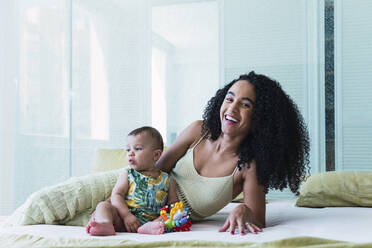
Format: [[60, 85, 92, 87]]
[[156, 120, 204, 173]]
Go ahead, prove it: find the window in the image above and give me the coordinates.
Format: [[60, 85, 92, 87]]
[[152, 1, 219, 145], [19, 2, 69, 137]]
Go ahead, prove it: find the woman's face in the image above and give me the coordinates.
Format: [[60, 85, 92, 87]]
[[219, 80, 256, 137]]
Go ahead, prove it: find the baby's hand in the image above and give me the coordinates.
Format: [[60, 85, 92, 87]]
[[123, 213, 141, 233]]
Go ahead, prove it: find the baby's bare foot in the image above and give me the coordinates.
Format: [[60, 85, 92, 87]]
[[137, 221, 165, 235], [88, 221, 116, 236]]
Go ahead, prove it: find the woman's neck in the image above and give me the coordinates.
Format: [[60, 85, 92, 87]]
[[213, 133, 244, 155]]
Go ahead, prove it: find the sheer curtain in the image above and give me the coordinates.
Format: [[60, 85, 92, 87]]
[[11, 0, 151, 209], [0, 0, 16, 215], [70, 0, 151, 177], [152, 1, 220, 145]]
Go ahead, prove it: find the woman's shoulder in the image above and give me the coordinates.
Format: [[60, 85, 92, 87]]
[[164, 120, 204, 154], [155, 120, 205, 172], [184, 120, 205, 148], [189, 120, 203, 131]]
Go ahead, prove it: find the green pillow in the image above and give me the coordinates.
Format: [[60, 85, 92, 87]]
[[296, 171, 372, 207], [2, 169, 122, 227]]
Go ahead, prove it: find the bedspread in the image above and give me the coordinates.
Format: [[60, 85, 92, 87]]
[[1, 200, 372, 248]]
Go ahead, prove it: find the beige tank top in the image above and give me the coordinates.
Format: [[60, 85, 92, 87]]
[[170, 135, 237, 220]]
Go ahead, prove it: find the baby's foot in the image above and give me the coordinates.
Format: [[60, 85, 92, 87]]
[[137, 221, 165, 235], [88, 221, 116, 236]]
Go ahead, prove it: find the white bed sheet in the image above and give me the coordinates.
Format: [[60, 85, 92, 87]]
[[1, 199, 371, 244]]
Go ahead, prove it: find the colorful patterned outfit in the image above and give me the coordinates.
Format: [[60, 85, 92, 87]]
[[125, 167, 169, 225]]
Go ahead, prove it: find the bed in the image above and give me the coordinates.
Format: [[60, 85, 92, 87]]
[[1, 150, 372, 247], [1, 199, 372, 248]]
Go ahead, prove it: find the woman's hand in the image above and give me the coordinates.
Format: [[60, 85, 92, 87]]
[[218, 204, 263, 235], [123, 213, 141, 233]]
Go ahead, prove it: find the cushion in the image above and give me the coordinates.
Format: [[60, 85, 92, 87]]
[[91, 149, 128, 173], [232, 192, 244, 203], [92, 148, 168, 173], [2, 169, 123, 227], [296, 171, 372, 207]]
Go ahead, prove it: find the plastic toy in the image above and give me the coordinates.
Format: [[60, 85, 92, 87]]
[[160, 201, 192, 232]]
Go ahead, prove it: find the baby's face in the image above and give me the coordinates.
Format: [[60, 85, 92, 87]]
[[126, 133, 158, 171]]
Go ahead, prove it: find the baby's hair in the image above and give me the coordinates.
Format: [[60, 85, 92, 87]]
[[128, 126, 164, 150]]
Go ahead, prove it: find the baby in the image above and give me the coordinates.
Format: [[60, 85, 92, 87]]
[[86, 126, 177, 235]]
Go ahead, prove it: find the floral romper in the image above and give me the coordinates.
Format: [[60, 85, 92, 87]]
[[125, 168, 169, 225]]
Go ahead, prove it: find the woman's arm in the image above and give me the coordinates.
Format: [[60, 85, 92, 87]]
[[167, 176, 178, 205], [219, 160, 265, 235], [241, 161, 266, 227], [156, 120, 203, 173]]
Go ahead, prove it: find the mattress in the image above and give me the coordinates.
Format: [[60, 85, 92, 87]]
[[1, 199, 371, 247]]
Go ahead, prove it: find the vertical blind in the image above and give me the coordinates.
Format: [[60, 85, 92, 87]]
[[335, 0, 372, 170]]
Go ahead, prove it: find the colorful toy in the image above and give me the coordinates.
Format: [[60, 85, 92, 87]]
[[160, 201, 192, 232]]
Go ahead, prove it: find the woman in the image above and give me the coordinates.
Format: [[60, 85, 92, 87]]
[[155, 71, 310, 235]]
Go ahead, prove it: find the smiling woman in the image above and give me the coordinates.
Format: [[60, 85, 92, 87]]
[[156, 71, 310, 234]]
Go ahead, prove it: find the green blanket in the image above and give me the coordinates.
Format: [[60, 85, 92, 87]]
[[2, 169, 123, 227], [0, 234, 371, 248]]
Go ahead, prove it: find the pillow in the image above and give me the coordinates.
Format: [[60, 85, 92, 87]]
[[91, 149, 128, 173], [92, 147, 168, 173], [296, 171, 372, 207], [2, 169, 122, 227], [232, 192, 244, 203]]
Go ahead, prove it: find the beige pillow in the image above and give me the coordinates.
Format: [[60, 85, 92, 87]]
[[92, 147, 168, 173], [91, 149, 128, 173], [296, 171, 372, 207], [232, 192, 244, 202]]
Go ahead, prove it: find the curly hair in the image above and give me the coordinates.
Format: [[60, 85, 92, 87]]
[[202, 71, 310, 195]]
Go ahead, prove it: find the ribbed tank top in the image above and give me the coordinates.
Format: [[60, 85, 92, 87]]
[[170, 136, 237, 220]]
